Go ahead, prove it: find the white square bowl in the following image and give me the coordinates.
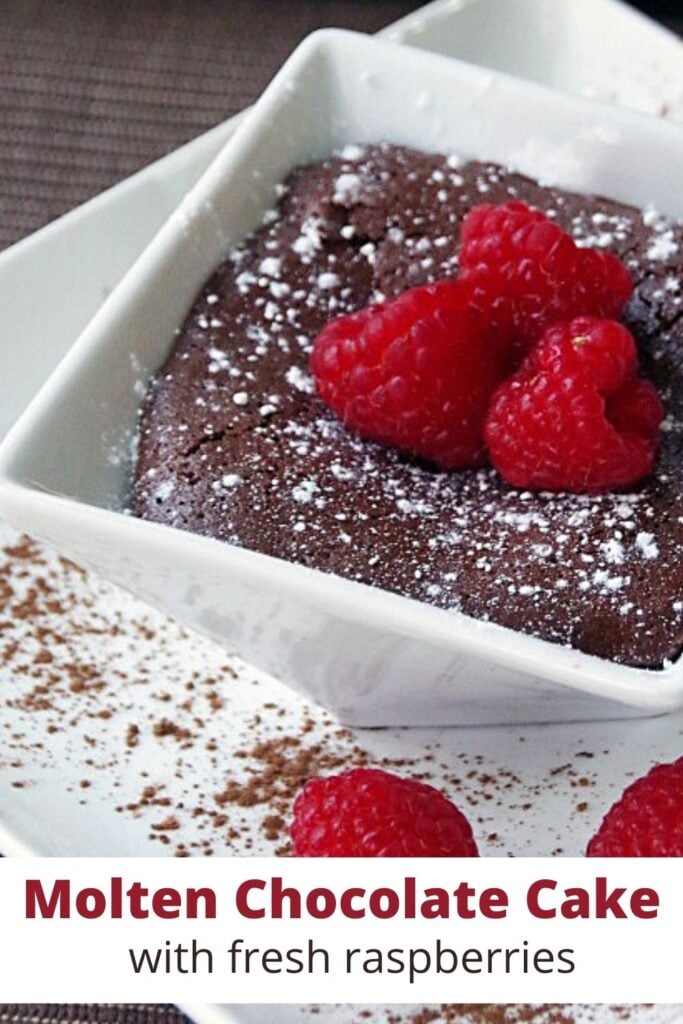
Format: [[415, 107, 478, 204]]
[[385, 0, 683, 120], [0, 28, 682, 727]]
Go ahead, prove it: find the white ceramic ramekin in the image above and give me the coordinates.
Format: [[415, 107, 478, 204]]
[[0, 29, 682, 726], [385, 0, 683, 120]]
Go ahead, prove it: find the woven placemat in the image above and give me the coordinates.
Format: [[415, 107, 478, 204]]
[[1, 0, 680, 253], [0, 0, 417, 251], [0, 1009, 187, 1024]]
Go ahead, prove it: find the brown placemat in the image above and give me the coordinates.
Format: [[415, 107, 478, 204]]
[[1, 1, 681, 254], [0, 0, 418, 252], [0, 1009, 188, 1024]]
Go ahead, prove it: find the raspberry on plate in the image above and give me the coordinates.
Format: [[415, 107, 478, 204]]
[[290, 766, 479, 857], [485, 317, 663, 493], [459, 201, 633, 355], [587, 757, 683, 857], [311, 280, 507, 470]]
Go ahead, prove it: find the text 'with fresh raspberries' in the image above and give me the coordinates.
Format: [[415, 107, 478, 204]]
[[0, 858, 678, 1003]]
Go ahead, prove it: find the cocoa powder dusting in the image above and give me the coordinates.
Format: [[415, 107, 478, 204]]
[[296, 1005, 652, 1024], [0, 527, 675, 867]]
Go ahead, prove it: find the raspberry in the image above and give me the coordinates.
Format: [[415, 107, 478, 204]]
[[290, 767, 478, 857], [311, 280, 507, 470], [587, 757, 683, 856], [459, 201, 633, 355], [485, 317, 663, 493]]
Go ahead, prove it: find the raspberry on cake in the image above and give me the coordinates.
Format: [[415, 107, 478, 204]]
[[459, 200, 634, 356], [485, 317, 664, 493], [311, 279, 507, 470], [290, 767, 479, 857], [587, 756, 683, 857], [311, 210, 657, 490]]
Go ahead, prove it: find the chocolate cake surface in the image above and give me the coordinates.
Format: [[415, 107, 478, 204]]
[[132, 143, 683, 669]]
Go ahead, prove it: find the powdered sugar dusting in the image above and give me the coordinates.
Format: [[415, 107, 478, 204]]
[[134, 144, 683, 668]]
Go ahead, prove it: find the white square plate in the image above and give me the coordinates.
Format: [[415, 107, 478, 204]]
[[386, 0, 683, 119], [2, 516, 682, 860], [180, 1004, 683, 1024]]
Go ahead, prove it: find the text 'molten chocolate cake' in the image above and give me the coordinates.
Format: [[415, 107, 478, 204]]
[[132, 144, 683, 669]]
